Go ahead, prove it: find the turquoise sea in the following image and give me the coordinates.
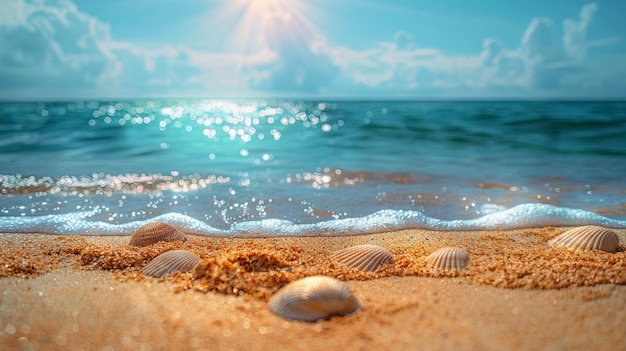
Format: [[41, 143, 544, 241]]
[[1, 99, 625, 235]]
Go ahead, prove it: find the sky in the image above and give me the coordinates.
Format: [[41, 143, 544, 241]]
[[1, 0, 625, 99]]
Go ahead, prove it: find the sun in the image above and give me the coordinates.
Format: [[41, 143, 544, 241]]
[[202, 0, 319, 54], [242, 0, 296, 14], [192, 0, 324, 89]]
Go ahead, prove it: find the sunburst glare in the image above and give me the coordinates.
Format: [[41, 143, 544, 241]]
[[206, 0, 320, 54]]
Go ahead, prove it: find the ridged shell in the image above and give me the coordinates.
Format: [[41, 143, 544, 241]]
[[128, 222, 187, 247], [332, 245, 394, 271], [267, 276, 362, 322], [140, 250, 201, 278], [426, 247, 470, 271], [549, 226, 619, 253]]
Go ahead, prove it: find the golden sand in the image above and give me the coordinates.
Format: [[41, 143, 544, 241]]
[[1, 227, 625, 350]]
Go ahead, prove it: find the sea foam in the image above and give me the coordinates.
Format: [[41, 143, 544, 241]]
[[0, 203, 624, 237]]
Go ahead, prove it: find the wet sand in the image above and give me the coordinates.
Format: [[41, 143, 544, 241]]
[[1, 227, 625, 350]]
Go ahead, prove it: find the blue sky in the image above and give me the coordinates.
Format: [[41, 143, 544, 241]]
[[1, 0, 625, 99]]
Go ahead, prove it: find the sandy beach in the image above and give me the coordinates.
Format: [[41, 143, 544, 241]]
[[1, 227, 625, 351]]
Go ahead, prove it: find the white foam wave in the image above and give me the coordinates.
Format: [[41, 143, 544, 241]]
[[0, 204, 625, 236]]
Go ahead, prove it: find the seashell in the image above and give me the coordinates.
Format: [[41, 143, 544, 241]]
[[267, 276, 362, 322], [140, 250, 201, 278], [549, 226, 619, 253], [128, 222, 187, 247], [332, 244, 394, 271], [426, 247, 470, 271]]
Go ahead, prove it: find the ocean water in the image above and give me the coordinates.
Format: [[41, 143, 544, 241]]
[[1, 99, 625, 236]]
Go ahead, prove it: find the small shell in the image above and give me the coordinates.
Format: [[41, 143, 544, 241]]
[[128, 222, 187, 247], [549, 226, 619, 253], [267, 276, 362, 322], [332, 245, 394, 271], [140, 250, 201, 278], [426, 247, 470, 271]]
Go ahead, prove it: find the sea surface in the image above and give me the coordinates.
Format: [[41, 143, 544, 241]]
[[1, 99, 625, 236]]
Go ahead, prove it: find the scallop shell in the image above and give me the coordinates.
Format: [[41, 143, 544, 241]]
[[332, 244, 394, 271], [426, 247, 470, 271], [267, 276, 362, 322], [549, 226, 619, 253], [128, 222, 187, 247], [140, 250, 201, 278]]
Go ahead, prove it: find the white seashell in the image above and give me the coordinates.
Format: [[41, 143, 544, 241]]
[[549, 226, 619, 253], [426, 247, 470, 271], [129, 222, 187, 247], [141, 250, 201, 278], [267, 276, 362, 322], [332, 244, 394, 271]]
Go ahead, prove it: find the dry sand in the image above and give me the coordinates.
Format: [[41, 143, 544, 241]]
[[1, 227, 625, 351]]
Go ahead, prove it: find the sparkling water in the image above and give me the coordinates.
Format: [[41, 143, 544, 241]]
[[1, 99, 625, 235]]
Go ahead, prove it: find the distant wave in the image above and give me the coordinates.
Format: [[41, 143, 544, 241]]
[[1, 204, 625, 236]]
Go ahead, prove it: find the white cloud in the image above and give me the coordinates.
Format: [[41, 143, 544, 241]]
[[0, 0, 282, 98], [0, 0, 121, 96], [521, 18, 563, 63], [314, 1, 623, 97], [563, 3, 597, 59], [247, 13, 340, 94], [0, 0, 623, 98], [515, 2, 624, 94], [478, 39, 528, 88]]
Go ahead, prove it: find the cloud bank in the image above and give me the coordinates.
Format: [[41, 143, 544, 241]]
[[0, 0, 624, 99]]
